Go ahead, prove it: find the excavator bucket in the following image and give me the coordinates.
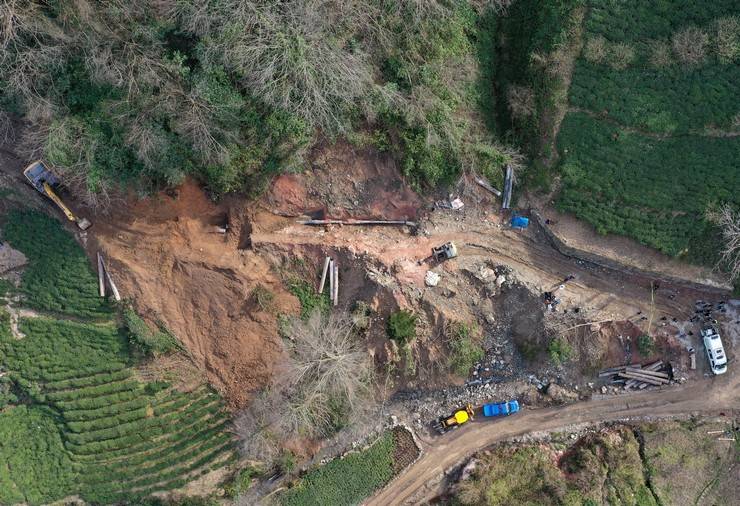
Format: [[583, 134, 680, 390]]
[[76, 217, 92, 230]]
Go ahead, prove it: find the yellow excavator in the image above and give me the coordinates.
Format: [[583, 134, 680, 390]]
[[23, 161, 91, 230], [433, 404, 474, 434]]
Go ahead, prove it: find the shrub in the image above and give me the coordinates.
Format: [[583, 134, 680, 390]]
[[124, 309, 179, 356], [507, 85, 536, 120], [548, 337, 572, 365], [250, 284, 275, 312], [387, 310, 417, 344], [350, 301, 372, 332], [276, 450, 296, 474], [287, 279, 329, 319], [224, 466, 261, 498], [608, 43, 635, 70], [583, 36, 607, 63], [0, 406, 75, 505], [280, 431, 396, 506], [648, 40, 673, 68], [672, 26, 709, 66], [637, 335, 655, 357], [0, 307, 10, 338], [447, 322, 484, 376], [715, 16, 740, 64], [0, 278, 13, 298]]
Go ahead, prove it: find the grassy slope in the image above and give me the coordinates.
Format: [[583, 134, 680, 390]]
[[642, 420, 738, 505], [0, 209, 234, 504], [555, 1, 740, 264], [453, 423, 738, 506], [455, 427, 655, 505]]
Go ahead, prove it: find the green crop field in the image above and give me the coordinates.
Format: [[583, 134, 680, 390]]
[[1, 210, 111, 318], [281, 431, 395, 506], [0, 210, 235, 505], [555, 0, 740, 263], [280, 428, 418, 506]]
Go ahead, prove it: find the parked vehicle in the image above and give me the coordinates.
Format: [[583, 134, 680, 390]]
[[433, 404, 474, 434], [482, 400, 520, 417], [23, 161, 92, 230], [701, 325, 727, 375]]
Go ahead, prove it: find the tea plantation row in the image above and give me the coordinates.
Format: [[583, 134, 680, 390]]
[[0, 210, 235, 504], [556, 1, 740, 265]]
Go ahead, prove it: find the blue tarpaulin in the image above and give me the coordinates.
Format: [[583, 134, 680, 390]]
[[511, 216, 529, 229]]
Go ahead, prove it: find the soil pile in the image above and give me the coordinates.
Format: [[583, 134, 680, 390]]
[[267, 141, 422, 220], [89, 180, 299, 408]]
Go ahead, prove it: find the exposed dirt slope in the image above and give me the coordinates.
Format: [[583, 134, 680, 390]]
[[88, 181, 299, 408]]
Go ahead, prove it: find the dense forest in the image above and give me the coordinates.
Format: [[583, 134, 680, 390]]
[[0, 0, 522, 205]]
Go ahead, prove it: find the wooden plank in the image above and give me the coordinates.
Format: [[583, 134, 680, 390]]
[[619, 372, 667, 384], [643, 360, 664, 370], [318, 257, 330, 294], [97, 252, 106, 298], [599, 367, 626, 377]]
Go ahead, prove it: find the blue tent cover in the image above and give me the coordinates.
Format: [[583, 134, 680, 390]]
[[511, 216, 529, 228]]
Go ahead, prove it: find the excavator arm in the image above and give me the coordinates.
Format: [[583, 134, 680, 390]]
[[42, 182, 77, 222], [42, 182, 92, 230]]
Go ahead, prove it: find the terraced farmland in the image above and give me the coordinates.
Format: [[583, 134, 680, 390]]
[[280, 427, 419, 506], [0, 210, 235, 504], [556, 0, 740, 263]]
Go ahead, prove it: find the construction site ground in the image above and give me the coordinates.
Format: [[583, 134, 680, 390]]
[[1, 139, 738, 502]]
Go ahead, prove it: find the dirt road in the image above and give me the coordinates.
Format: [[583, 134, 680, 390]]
[[251, 205, 726, 322], [366, 372, 740, 505]]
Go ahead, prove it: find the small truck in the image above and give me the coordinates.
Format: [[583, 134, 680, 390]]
[[482, 400, 520, 417], [701, 325, 727, 375], [433, 404, 474, 434]]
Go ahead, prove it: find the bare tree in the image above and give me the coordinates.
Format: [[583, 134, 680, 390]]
[[714, 16, 740, 64], [648, 39, 673, 68], [707, 204, 740, 281], [234, 310, 372, 463], [170, 0, 375, 133], [672, 26, 709, 66]]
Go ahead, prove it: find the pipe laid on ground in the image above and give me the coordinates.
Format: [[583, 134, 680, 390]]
[[100, 255, 121, 302], [97, 252, 106, 297], [333, 262, 339, 307], [624, 367, 669, 379], [474, 177, 502, 197], [301, 219, 417, 227], [328, 260, 335, 304], [318, 257, 331, 294]]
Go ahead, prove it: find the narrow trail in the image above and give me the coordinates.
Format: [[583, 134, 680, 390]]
[[365, 373, 740, 505]]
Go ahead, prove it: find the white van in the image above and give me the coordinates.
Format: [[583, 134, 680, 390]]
[[701, 326, 727, 375]]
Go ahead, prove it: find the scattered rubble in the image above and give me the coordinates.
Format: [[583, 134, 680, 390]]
[[425, 271, 441, 287]]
